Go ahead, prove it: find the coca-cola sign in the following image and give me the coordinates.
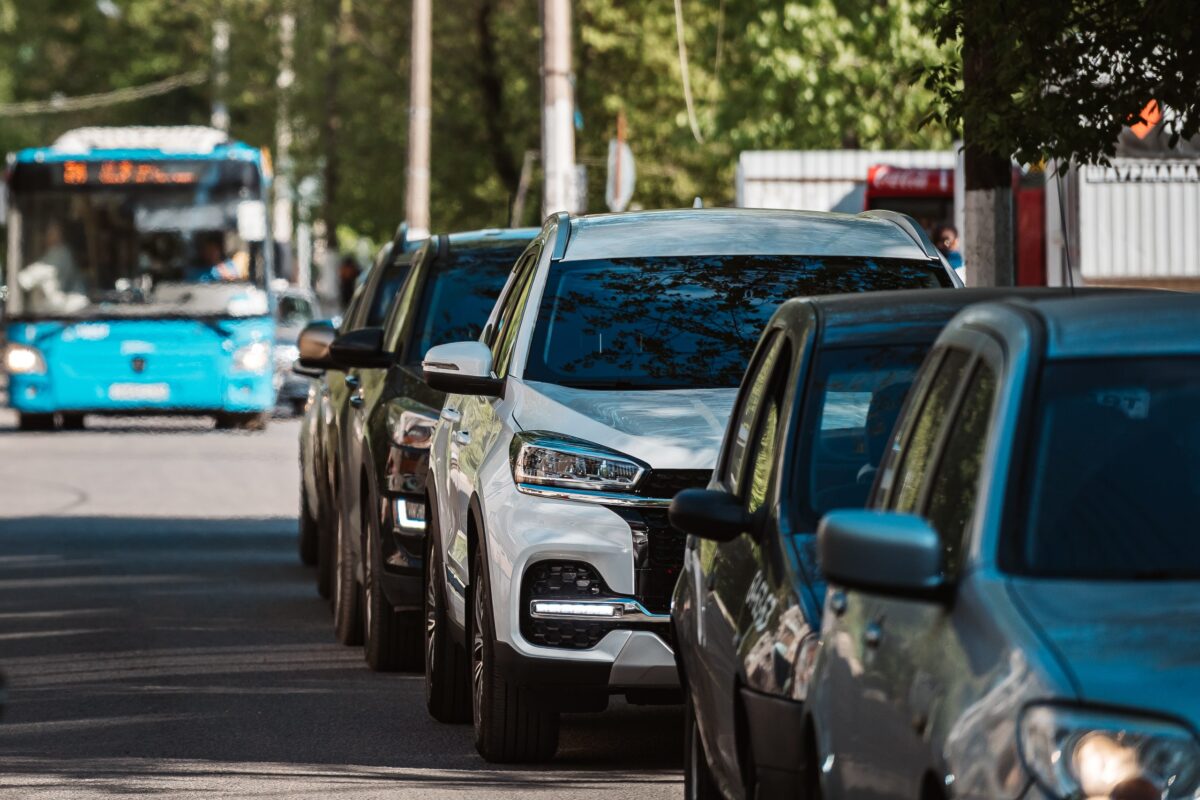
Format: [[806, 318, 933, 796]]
[[866, 165, 953, 197]]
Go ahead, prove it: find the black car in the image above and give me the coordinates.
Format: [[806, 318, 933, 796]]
[[669, 288, 1077, 800], [296, 236, 417, 598], [324, 228, 536, 670]]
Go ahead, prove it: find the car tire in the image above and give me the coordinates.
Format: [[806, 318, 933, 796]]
[[59, 413, 85, 431], [332, 511, 363, 646], [470, 546, 559, 763], [425, 525, 470, 722], [18, 413, 56, 432], [298, 479, 319, 566], [684, 690, 724, 800], [363, 501, 421, 671]]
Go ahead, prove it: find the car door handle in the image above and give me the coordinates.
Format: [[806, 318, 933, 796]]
[[345, 375, 360, 389], [829, 590, 848, 617], [864, 620, 884, 649], [349, 394, 364, 408], [441, 407, 461, 423], [454, 430, 471, 446]]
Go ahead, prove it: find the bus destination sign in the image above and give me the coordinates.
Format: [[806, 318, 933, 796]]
[[60, 160, 200, 186]]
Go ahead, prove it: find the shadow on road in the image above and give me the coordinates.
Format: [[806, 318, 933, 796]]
[[0, 514, 683, 795]]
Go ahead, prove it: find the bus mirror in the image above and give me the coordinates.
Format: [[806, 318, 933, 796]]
[[237, 200, 267, 242]]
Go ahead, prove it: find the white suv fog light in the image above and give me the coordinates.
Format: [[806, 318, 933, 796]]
[[530, 601, 624, 619]]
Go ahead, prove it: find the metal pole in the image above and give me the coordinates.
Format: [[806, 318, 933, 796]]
[[276, 10, 298, 284], [541, 0, 575, 217], [405, 0, 432, 241], [211, 19, 230, 133]]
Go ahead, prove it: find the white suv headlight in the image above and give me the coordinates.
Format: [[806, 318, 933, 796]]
[[4, 343, 46, 375], [232, 341, 271, 373], [511, 432, 645, 494], [1019, 704, 1200, 799]]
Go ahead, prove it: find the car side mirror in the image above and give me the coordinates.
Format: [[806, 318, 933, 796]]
[[817, 510, 950, 602], [297, 321, 338, 371], [670, 488, 749, 543], [329, 326, 391, 370], [422, 340, 505, 397]]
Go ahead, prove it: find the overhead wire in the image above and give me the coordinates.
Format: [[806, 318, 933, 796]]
[[0, 71, 207, 116], [672, 0, 705, 144]]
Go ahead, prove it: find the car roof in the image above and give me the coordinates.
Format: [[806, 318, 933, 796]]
[[1000, 291, 1200, 358], [561, 208, 936, 262], [445, 227, 539, 251], [792, 287, 1091, 348]]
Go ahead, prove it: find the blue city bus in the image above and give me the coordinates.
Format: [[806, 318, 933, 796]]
[[3, 126, 276, 431]]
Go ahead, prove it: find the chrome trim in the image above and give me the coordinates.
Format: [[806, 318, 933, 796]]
[[393, 498, 426, 532], [550, 211, 572, 259], [528, 597, 670, 624], [516, 483, 672, 508]]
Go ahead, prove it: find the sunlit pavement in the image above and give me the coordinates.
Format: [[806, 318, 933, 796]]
[[0, 411, 682, 798]]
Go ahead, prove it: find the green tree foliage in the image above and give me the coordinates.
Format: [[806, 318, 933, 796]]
[[922, 0, 1200, 164], [0, 0, 954, 243]]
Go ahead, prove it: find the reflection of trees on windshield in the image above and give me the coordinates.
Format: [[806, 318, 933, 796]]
[[409, 249, 523, 361], [526, 256, 946, 389]]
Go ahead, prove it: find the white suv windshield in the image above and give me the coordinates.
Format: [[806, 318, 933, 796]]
[[524, 255, 949, 390]]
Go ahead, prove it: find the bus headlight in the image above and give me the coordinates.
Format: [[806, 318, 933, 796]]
[[232, 341, 271, 373], [4, 343, 47, 375]]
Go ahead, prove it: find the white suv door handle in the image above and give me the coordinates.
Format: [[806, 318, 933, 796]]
[[441, 407, 461, 423], [454, 430, 471, 446]]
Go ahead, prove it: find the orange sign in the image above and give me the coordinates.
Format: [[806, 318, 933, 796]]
[[1131, 100, 1162, 140], [63, 161, 88, 184], [91, 161, 198, 185]]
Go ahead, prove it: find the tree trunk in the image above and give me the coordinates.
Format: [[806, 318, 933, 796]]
[[962, 1, 1014, 287], [476, 0, 520, 201]]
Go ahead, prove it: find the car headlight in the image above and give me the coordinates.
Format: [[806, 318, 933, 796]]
[[232, 341, 271, 373], [1019, 704, 1200, 799], [510, 431, 645, 493], [4, 343, 46, 375], [388, 404, 437, 448]]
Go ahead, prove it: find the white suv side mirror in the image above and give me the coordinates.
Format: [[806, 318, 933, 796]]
[[422, 341, 505, 397]]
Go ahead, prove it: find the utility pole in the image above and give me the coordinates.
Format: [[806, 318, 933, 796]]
[[276, 9, 298, 284], [405, 0, 432, 241], [541, 0, 576, 217], [211, 19, 231, 133], [961, 0, 1014, 287]]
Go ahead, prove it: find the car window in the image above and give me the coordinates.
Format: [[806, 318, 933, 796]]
[[491, 246, 541, 378], [924, 361, 996, 574], [889, 348, 970, 513], [340, 284, 368, 333], [367, 259, 410, 327], [277, 295, 315, 326], [723, 331, 785, 495], [744, 364, 788, 515], [383, 261, 423, 353], [800, 345, 927, 523]]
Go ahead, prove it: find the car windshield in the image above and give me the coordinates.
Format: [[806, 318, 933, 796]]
[[405, 244, 524, 363], [798, 345, 927, 525], [11, 187, 269, 319], [1013, 357, 1200, 579], [524, 256, 949, 390]]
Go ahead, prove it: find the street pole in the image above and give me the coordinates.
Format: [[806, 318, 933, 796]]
[[541, 0, 576, 217], [405, 0, 432, 241], [211, 19, 230, 133], [276, 9, 298, 284]]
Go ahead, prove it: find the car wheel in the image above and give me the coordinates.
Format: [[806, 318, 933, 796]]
[[424, 523, 470, 722], [332, 511, 363, 646], [470, 546, 559, 763], [17, 413, 56, 432], [298, 479, 319, 566], [684, 689, 724, 800], [59, 413, 85, 431], [363, 500, 420, 671]]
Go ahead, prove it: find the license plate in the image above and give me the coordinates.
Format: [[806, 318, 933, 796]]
[[108, 382, 170, 402]]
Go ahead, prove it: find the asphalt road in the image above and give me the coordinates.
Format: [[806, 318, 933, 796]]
[[0, 411, 683, 799]]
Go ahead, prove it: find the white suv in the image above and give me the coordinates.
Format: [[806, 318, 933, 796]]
[[421, 208, 958, 762]]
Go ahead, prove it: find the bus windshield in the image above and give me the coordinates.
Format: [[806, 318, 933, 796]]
[[9, 185, 269, 319]]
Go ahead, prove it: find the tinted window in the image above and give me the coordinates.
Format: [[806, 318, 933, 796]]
[[368, 261, 410, 326], [746, 381, 784, 515], [890, 349, 970, 513], [524, 256, 949, 390], [800, 345, 926, 523], [404, 245, 525, 363], [1015, 357, 1200, 579], [277, 295, 315, 326], [724, 332, 785, 494], [925, 362, 996, 574]]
